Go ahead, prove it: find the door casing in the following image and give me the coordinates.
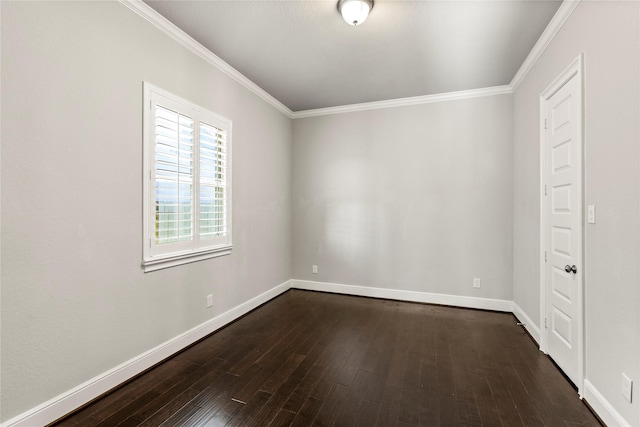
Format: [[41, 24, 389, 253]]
[[539, 54, 585, 396]]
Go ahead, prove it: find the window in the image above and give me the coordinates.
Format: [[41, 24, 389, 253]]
[[143, 83, 232, 272]]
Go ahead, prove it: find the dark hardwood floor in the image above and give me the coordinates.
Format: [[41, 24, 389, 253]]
[[52, 290, 601, 427]]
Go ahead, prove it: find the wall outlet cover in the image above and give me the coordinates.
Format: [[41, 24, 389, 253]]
[[587, 205, 596, 224], [622, 373, 633, 402]]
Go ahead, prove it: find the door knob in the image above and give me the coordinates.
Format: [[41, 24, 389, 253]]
[[565, 265, 577, 274]]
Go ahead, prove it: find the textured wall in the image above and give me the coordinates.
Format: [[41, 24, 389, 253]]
[[292, 95, 514, 301], [0, 1, 292, 420], [512, 1, 639, 424]]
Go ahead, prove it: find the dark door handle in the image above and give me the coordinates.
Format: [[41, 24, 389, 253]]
[[565, 265, 577, 274]]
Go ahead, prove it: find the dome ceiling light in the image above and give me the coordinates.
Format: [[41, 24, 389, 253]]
[[337, 0, 374, 26]]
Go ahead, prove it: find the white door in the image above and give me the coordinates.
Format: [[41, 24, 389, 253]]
[[542, 61, 583, 388]]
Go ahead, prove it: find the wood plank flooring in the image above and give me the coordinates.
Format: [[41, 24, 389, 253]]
[[52, 290, 601, 427]]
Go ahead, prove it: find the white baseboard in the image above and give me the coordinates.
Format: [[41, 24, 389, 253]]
[[1, 280, 291, 427], [5, 278, 626, 427], [290, 279, 513, 312], [512, 302, 541, 345], [583, 379, 631, 427]]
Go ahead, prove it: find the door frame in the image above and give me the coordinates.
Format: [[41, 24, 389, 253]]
[[539, 53, 585, 396]]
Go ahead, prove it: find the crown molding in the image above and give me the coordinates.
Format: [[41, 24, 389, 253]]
[[291, 85, 513, 119], [510, 0, 581, 91], [119, 0, 580, 120], [117, 0, 293, 118]]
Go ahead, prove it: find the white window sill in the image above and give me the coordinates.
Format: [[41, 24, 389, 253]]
[[142, 245, 232, 272]]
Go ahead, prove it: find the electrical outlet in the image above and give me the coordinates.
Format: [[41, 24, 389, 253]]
[[312, 265, 318, 274], [206, 294, 213, 308], [473, 278, 481, 288], [622, 373, 633, 402], [587, 205, 596, 224]]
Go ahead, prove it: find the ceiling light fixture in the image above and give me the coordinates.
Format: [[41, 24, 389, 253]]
[[337, 0, 373, 26]]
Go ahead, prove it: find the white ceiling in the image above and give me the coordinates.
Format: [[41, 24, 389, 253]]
[[143, 0, 563, 112]]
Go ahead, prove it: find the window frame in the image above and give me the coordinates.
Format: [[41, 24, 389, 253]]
[[142, 82, 232, 272]]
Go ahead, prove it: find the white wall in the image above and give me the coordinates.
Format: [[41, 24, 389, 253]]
[[0, 1, 291, 421], [292, 95, 514, 301], [512, 1, 639, 425], [3, 0, 639, 425]]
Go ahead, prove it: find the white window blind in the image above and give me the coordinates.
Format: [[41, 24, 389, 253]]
[[154, 106, 194, 244], [198, 122, 228, 240], [143, 83, 232, 272]]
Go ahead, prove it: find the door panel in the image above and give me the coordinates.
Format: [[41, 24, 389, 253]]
[[552, 266, 572, 302], [552, 307, 572, 347], [551, 184, 571, 213], [545, 72, 582, 386]]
